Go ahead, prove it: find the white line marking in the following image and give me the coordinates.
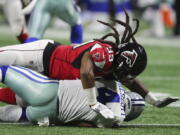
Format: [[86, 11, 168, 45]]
[[0, 122, 180, 128], [149, 61, 180, 66], [119, 124, 180, 128], [141, 76, 180, 81]]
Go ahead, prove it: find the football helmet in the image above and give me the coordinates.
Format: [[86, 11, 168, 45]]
[[113, 42, 147, 80], [124, 91, 145, 121]]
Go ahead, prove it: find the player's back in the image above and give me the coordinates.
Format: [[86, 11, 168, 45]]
[[57, 80, 97, 123], [49, 40, 114, 79], [57, 79, 125, 127]]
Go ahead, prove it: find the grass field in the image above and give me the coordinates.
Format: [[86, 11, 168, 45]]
[[0, 28, 180, 135]]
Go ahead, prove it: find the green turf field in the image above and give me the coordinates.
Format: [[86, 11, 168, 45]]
[[0, 31, 180, 135]]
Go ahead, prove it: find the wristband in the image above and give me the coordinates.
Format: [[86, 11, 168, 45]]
[[84, 87, 97, 106], [145, 92, 158, 105]]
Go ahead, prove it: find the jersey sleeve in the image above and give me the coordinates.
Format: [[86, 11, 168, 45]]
[[90, 43, 114, 71]]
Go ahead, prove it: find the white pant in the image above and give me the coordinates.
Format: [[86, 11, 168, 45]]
[[0, 0, 27, 36], [0, 40, 54, 72]]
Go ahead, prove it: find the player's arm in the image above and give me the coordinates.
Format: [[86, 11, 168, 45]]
[[80, 51, 97, 106], [80, 51, 95, 90], [122, 78, 148, 98], [80, 52, 115, 119], [123, 78, 179, 107]]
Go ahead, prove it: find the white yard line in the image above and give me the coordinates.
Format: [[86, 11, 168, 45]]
[[119, 124, 180, 128], [0, 25, 180, 47], [141, 76, 180, 81], [149, 61, 180, 65]]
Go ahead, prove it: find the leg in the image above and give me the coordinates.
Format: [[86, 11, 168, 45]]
[[27, 0, 52, 41], [0, 40, 53, 72], [0, 101, 58, 124], [70, 24, 83, 44], [26, 98, 57, 123], [0, 88, 16, 104], [0, 66, 59, 106], [0, 105, 23, 122], [56, 0, 83, 44], [3, 0, 28, 43]]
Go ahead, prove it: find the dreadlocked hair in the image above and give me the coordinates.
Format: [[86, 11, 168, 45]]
[[93, 9, 139, 52]]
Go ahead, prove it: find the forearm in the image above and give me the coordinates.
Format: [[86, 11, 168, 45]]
[[122, 78, 149, 98], [80, 72, 97, 106], [80, 72, 95, 89], [80, 51, 97, 105], [123, 78, 159, 106]]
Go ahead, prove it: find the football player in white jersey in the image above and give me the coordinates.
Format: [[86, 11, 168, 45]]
[[0, 0, 28, 43], [0, 65, 145, 127], [26, 0, 83, 44]]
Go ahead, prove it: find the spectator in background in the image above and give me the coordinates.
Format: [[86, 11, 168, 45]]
[[132, 0, 176, 38], [78, 0, 133, 33]]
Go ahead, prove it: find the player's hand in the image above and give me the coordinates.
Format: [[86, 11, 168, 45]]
[[37, 117, 49, 127], [90, 102, 115, 119], [154, 97, 179, 108]]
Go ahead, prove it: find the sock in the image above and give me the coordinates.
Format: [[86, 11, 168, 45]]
[[17, 28, 28, 43], [70, 24, 83, 44], [17, 33, 28, 43], [25, 37, 39, 43], [0, 65, 8, 82], [19, 107, 28, 122], [0, 88, 16, 104]]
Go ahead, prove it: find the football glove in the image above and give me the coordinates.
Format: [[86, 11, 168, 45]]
[[154, 97, 179, 108], [91, 102, 115, 119], [37, 117, 49, 127]]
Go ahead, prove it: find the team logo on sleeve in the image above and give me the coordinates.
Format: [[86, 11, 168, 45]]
[[121, 50, 138, 67], [93, 53, 101, 60], [90, 44, 106, 69]]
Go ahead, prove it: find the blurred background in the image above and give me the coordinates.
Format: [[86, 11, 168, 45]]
[[0, 0, 180, 134], [0, 0, 179, 44]]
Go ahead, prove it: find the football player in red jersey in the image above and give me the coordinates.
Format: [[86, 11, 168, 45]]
[[0, 10, 177, 117]]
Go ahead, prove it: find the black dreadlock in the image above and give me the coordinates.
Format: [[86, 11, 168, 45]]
[[94, 9, 139, 51]]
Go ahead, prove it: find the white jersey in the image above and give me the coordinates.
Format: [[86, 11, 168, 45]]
[[57, 79, 125, 128]]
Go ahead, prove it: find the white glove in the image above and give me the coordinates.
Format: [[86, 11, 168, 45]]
[[154, 97, 179, 108], [91, 102, 115, 119], [37, 117, 49, 127]]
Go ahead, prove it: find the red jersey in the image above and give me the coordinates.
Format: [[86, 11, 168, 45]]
[[49, 40, 114, 79]]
